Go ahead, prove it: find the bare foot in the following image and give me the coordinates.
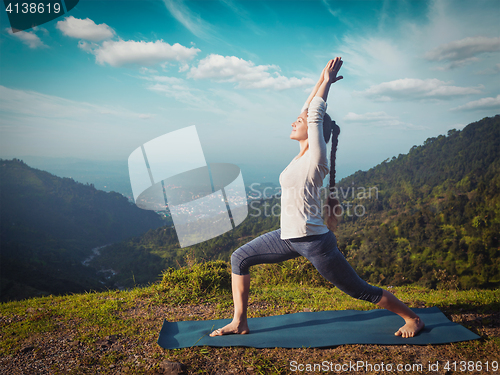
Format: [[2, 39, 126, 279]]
[[209, 320, 250, 337], [395, 317, 425, 338]]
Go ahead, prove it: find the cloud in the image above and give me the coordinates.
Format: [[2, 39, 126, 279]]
[[134, 72, 219, 111], [139, 67, 159, 75], [431, 57, 480, 71], [138, 75, 185, 85], [188, 54, 314, 90], [342, 111, 421, 129], [337, 35, 409, 81], [360, 78, 482, 101], [0, 85, 155, 159], [344, 111, 396, 122], [162, 0, 215, 40], [56, 16, 115, 41], [0, 85, 152, 120], [82, 39, 200, 67], [5, 28, 47, 49], [451, 94, 500, 111], [425, 36, 500, 70], [321, 0, 353, 27], [147, 82, 222, 113], [475, 63, 500, 75], [219, 0, 264, 35], [77, 40, 96, 53]]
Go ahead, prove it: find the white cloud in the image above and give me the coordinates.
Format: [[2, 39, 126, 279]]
[[338, 35, 407, 79], [425, 36, 500, 70], [321, 0, 353, 28], [344, 111, 395, 122], [56, 16, 115, 41], [432, 57, 480, 71], [32, 25, 49, 36], [475, 63, 500, 75], [84, 39, 200, 67], [360, 78, 482, 101], [178, 62, 190, 72], [0, 85, 151, 120], [139, 67, 158, 75], [147, 82, 222, 113], [188, 54, 314, 90], [6, 28, 47, 49], [77, 40, 96, 53], [0, 85, 156, 159], [57, 16, 199, 69], [342, 111, 421, 129], [451, 94, 500, 111], [219, 0, 264, 36], [162, 0, 215, 40], [139, 75, 185, 85], [134, 72, 219, 111]]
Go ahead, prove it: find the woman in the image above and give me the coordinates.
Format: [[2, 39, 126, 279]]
[[210, 58, 424, 339]]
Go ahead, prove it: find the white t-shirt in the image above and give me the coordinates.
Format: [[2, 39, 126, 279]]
[[279, 96, 330, 239]]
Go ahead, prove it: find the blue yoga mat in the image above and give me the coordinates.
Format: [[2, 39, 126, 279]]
[[157, 307, 480, 349]]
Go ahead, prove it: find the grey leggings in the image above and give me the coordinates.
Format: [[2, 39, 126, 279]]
[[231, 229, 383, 304]]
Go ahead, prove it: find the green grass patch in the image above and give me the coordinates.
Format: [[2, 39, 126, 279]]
[[1, 260, 499, 362], [159, 260, 231, 305]]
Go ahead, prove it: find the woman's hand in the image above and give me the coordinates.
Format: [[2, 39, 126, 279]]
[[304, 57, 344, 109], [316, 57, 343, 102], [324, 57, 343, 84]]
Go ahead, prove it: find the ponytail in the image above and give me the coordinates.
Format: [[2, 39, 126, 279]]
[[323, 114, 341, 231]]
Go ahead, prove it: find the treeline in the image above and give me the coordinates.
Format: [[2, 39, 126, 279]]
[[88, 198, 280, 287], [0, 159, 164, 301]]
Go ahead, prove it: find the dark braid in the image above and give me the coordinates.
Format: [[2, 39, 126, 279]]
[[323, 115, 341, 231]]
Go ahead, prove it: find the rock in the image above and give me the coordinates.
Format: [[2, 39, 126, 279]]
[[106, 334, 120, 342], [20, 345, 34, 353], [95, 339, 112, 348], [69, 340, 80, 347], [159, 360, 186, 375]]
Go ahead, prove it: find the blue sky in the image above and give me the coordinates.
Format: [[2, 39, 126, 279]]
[[1, 0, 499, 186]]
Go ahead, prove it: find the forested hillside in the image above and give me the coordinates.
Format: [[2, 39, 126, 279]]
[[334, 115, 500, 289], [93, 115, 499, 291], [2, 115, 498, 300], [88, 198, 280, 287], [0, 159, 164, 301]]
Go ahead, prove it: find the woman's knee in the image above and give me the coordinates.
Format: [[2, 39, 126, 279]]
[[230, 251, 247, 276]]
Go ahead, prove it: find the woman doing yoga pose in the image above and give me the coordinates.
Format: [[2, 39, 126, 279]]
[[210, 57, 425, 339]]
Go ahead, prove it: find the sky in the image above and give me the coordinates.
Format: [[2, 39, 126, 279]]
[[1, 0, 499, 187]]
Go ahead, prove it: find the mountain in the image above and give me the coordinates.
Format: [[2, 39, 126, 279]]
[[87, 197, 281, 288], [0, 159, 165, 301], [334, 115, 500, 289], [2, 115, 498, 300], [91, 115, 500, 290]]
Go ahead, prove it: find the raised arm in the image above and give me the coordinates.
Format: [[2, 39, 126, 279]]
[[316, 57, 343, 102], [302, 65, 328, 110], [305, 58, 343, 183]]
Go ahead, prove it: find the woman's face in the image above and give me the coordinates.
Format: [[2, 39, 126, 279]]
[[290, 111, 308, 141]]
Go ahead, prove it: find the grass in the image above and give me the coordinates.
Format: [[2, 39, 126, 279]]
[[1, 260, 499, 374]]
